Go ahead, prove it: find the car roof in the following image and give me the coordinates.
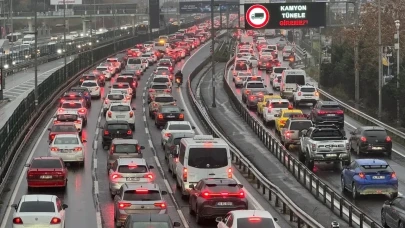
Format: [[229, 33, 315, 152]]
[[355, 159, 388, 166], [231, 210, 273, 218], [128, 214, 171, 223], [155, 93, 173, 98], [21, 194, 56, 202], [168, 121, 190, 125], [202, 178, 237, 185], [360, 126, 386, 131], [106, 120, 130, 124], [117, 158, 147, 166], [54, 134, 79, 138], [123, 182, 160, 191], [112, 138, 139, 144]]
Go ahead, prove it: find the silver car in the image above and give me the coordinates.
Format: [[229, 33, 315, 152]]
[[113, 183, 168, 227], [107, 139, 145, 169], [109, 158, 154, 196]]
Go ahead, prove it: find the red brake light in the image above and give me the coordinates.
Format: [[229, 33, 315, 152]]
[[386, 136, 392, 142], [104, 99, 109, 104], [183, 167, 187, 182], [118, 202, 131, 209], [336, 110, 344, 114], [154, 202, 167, 209], [360, 136, 367, 142], [78, 108, 86, 114], [228, 168, 232, 178], [50, 147, 59, 151], [13, 217, 23, 224], [317, 111, 326, 115], [358, 172, 366, 179], [50, 217, 61, 224], [201, 191, 210, 198], [165, 89, 171, 92], [249, 217, 261, 222], [238, 191, 245, 198], [74, 147, 82, 151], [135, 189, 148, 193], [129, 111, 134, 118], [104, 130, 109, 135], [74, 120, 81, 124], [107, 111, 112, 118], [158, 114, 164, 119], [165, 133, 172, 137], [179, 114, 184, 119], [149, 89, 155, 92], [127, 130, 132, 135], [144, 173, 154, 180], [392, 172, 397, 178], [112, 174, 122, 179], [298, 92, 302, 96], [50, 134, 56, 140]]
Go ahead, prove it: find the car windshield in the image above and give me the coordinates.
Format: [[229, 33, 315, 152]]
[[301, 87, 316, 92], [271, 102, 289, 108], [311, 129, 343, 138], [56, 114, 78, 121], [161, 107, 180, 113], [31, 159, 62, 168], [290, 121, 313, 131], [52, 125, 77, 132], [115, 144, 138, 153], [118, 165, 147, 173], [236, 218, 275, 228], [188, 148, 228, 168], [168, 124, 191, 130], [128, 58, 141, 64], [111, 105, 130, 112], [82, 76, 96, 80], [154, 77, 169, 83], [155, 97, 174, 102], [246, 83, 264, 88], [360, 164, 392, 173], [274, 68, 286, 74], [108, 94, 124, 100], [107, 124, 128, 130], [54, 137, 79, 144], [364, 130, 387, 137], [131, 222, 169, 228], [152, 85, 168, 89], [20, 202, 55, 213], [285, 75, 305, 85], [61, 103, 82, 109], [123, 190, 161, 201], [82, 82, 97, 87]]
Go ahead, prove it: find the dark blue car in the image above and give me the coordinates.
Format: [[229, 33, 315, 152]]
[[341, 159, 398, 199], [69, 87, 92, 108]]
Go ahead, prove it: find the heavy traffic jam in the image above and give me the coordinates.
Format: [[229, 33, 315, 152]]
[[230, 30, 399, 214], [9, 16, 281, 228]]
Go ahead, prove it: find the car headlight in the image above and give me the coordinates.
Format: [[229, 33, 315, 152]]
[[57, 49, 62, 54]]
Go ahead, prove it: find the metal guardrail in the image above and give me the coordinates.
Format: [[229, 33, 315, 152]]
[[216, 45, 383, 228], [186, 43, 324, 228]]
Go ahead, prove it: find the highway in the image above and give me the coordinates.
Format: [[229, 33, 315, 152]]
[[0, 32, 295, 228], [218, 36, 405, 222]]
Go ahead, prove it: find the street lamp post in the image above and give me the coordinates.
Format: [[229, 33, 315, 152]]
[[210, 0, 216, 108], [34, 0, 38, 107], [395, 19, 400, 124], [377, 0, 382, 119]]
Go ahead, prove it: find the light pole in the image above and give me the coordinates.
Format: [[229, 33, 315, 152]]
[[377, 0, 382, 119], [210, 0, 216, 108], [34, 0, 38, 107], [395, 19, 400, 124]]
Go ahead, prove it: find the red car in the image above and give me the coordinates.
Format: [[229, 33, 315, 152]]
[[26, 157, 68, 189], [48, 122, 79, 141]]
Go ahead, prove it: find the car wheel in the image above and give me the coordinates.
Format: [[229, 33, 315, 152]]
[[356, 145, 361, 156], [341, 176, 347, 192], [381, 209, 388, 228], [195, 207, 203, 224], [352, 183, 359, 199], [189, 203, 195, 215]]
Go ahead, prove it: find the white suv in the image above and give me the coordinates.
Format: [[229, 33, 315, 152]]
[[103, 93, 129, 114], [81, 80, 101, 98], [106, 103, 136, 130], [293, 85, 319, 107]]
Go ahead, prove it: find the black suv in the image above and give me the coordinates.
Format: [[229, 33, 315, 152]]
[[310, 101, 344, 128], [102, 120, 133, 150], [154, 105, 184, 128], [349, 126, 392, 157]]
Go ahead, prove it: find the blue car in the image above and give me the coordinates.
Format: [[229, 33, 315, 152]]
[[69, 87, 92, 108], [341, 159, 398, 199]]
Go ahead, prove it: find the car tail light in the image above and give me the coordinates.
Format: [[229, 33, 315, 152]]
[[183, 167, 187, 182], [111, 174, 122, 179], [228, 168, 232, 178], [13, 217, 23, 224], [50, 217, 61, 224], [127, 130, 132, 135], [386, 136, 391, 142], [298, 92, 302, 96], [238, 191, 245, 198], [175, 158, 179, 162], [132, 82, 136, 87], [165, 89, 171, 92], [118, 202, 131, 209], [391, 172, 397, 178], [144, 173, 153, 180], [50, 134, 56, 140], [360, 136, 367, 142], [285, 131, 291, 138], [104, 130, 109, 135], [60, 99, 65, 103], [249, 96, 255, 101], [158, 114, 163, 119], [104, 99, 109, 104], [179, 114, 184, 119], [317, 111, 326, 115], [245, 90, 250, 94], [358, 172, 366, 179], [74, 147, 82, 151], [74, 120, 81, 124], [57, 108, 64, 112], [315, 92, 319, 96], [169, 67, 173, 71], [129, 111, 134, 118], [311, 143, 317, 151], [107, 111, 112, 118], [51, 147, 59, 152], [165, 133, 172, 137], [336, 110, 344, 115], [95, 87, 99, 90], [249, 217, 261, 222], [78, 109, 86, 114], [201, 191, 210, 198], [154, 202, 167, 209], [280, 120, 286, 126], [149, 89, 155, 92], [53, 120, 60, 124]]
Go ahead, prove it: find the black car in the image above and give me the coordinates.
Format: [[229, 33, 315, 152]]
[[154, 105, 184, 128], [69, 87, 91, 107], [123, 214, 180, 228], [349, 126, 392, 157], [189, 178, 248, 224], [310, 101, 344, 128], [59, 91, 88, 108], [102, 120, 133, 149]]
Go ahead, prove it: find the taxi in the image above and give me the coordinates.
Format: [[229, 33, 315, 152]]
[[256, 94, 282, 117], [274, 109, 303, 134]]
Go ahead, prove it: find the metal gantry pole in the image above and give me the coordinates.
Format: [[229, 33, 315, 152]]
[[396, 21, 400, 124], [63, 0, 67, 78], [377, 0, 382, 119], [113, 4, 116, 52], [34, 0, 38, 107], [211, 0, 216, 108]]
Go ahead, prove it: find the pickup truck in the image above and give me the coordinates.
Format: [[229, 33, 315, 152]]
[[299, 125, 351, 170]]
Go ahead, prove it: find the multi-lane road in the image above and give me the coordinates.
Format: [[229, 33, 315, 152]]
[[0, 34, 295, 228]]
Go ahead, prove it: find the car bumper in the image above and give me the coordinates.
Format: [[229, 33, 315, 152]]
[[296, 98, 318, 103], [50, 151, 84, 162], [90, 91, 100, 97], [199, 204, 248, 218], [357, 184, 398, 195], [360, 145, 392, 154], [312, 152, 350, 161], [116, 209, 167, 225], [27, 180, 66, 188], [102, 135, 133, 145]]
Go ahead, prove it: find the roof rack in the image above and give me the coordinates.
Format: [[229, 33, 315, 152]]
[[193, 135, 214, 140]]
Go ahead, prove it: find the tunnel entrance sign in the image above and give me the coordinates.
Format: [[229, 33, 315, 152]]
[[245, 4, 270, 29]]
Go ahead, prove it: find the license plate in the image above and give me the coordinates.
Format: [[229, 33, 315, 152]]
[[372, 176, 385, 180], [325, 154, 337, 157], [126, 177, 140, 181], [217, 202, 233, 206], [116, 115, 126, 118], [326, 114, 335, 116], [167, 116, 175, 118], [60, 149, 70, 153], [40, 175, 52, 179], [372, 147, 383, 150]]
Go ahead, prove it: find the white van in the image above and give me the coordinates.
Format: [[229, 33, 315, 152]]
[[175, 135, 232, 197], [153, 41, 168, 52], [280, 69, 307, 100], [22, 34, 35, 45]]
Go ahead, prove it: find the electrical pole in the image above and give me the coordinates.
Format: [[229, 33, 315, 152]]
[[354, 1, 360, 109], [211, 0, 216, 108], [113, 3, 116, 52], [34, 0, 38, 107], [63, 0, 66, 79], [395, 20, 400, 124], [377, 0, 382, 119]]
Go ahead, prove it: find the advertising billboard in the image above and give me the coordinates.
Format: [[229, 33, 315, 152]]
[[50, 0, 82, 5], [244, 2, 326, 29], [179, 1, 239, 14]]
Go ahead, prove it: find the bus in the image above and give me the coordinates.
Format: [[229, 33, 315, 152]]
[[136, 24, 148, 35], [6, 32, 23, 43]]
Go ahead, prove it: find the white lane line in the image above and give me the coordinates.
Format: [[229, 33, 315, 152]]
[[93, 140, 98, 150], [97, 116, 101, 123], [94, 158, 98, 169], [142, 107, 145, 113], [100, 108, 103, 113], [164, 179, 173, 194], [143, 116, 146, 122], [0, 117, 54, 228], [145, 127, 149, 134], [94, 181, 99, 194], [233, 175, 264, 210], [96, 212, 102, 228], [95, 128, 99, 136], [177, 210, 190, 228], [154, 156, 161, 168], [148, 139, 153, 148]]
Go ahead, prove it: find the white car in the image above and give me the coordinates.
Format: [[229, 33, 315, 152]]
[[141, 59, 149, 69], [58, 101, 88, 125], [50, 134, 86, 164], [270, 67, 287, 83], [107, 57, 122, 70], [54, 110, 83, 133], [110, 88, 132, 100], [216, 210, 281, 228], [106, 103, 136, 130], [12, 195, 68, 228], [153, 75, 172, 88], [272, 75, 282, 90], [96, 66, 113, 80], [99, 62, 117, 74], [234, 72, 253, 87], [262, 99, 290, 125], [81, 80, 101, 98], [160, 121, 196, 146], [103, 93, 129, 113], [293, 85, 319, 107], [111, 82, 133, 97], [244, 56, 258, 68], [141, 52, 156, 64]]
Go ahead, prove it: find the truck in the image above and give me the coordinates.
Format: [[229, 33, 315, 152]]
[[299, 125, 350, 170]]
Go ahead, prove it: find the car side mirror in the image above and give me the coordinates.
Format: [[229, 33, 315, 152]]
[[82, 139, 87, 143], [149, 165, 154, 169], [181, 109, 185, 111], [274, 218, 278, 222], [238, 184, 243, 188], [62, 204, 68, 209], [192, 126, 196, 129], [132, 107, 136, 110], [301, 130, 308, 135], [189, 184, 195, 189], [161, 190, 168, 195], [48, 128, 51, 131], [215, 217, 223, 223], [11, 204, 18, 210], [140, 146, 145, 149], [173, 222, 181, 227], [24, 164, 30, 167]]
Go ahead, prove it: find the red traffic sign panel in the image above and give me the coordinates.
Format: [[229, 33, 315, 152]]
[[245, 4, 270, 29]]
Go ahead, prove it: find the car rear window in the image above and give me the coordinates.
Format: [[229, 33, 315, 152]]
[[107, 124, 129, 130], [31, 159, 62, 168], [290, 121, 313, 131], [188, 148, 228, 168], [108, 94, 124, 100], [154, 77, 169, 83], [111, 105, 130, 112], [321, 104, 340, 109], [161, 107, 180, 113], [54, 137, 79, 144], [236, 218, 275, 228], [364, 130, 387, 137], [20, 202, 55, 213], [123, 190, 161, 201], [118, 165, 147, 173], [116, 77, 133, 83], [52, 125, 77, 132], [56, 114, 78, 121], [61, 103, 82, 109], [285, 75, 305, 85], [273, 68, 285, 73], [168, 124, 190, 130], [128, 58, 141, 64], [152, 85, 168, 89], [301, 87, 316, 92], [271, 102, 289, 108], [155, 97, 174, 103], [246, 83, 264, 88], [235, 64, 248, 71], [360, 164, 393, 173], [82, 82, 97, 87], [113, 84, 129, 89], [114, 144, 138, 153]]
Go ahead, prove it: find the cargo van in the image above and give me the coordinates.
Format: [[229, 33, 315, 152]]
[[175, 135, 232, 197], [22, 34, 35, 45], [280, 69, 307, 100]]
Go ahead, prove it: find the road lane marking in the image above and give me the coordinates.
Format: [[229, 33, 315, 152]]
[[145, 127, 149, 134], [94, 180, 99, 194]]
